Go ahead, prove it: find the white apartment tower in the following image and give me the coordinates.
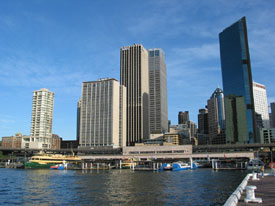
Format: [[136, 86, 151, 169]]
[[79, 78, 126, 148], [148, 48, 168, 134], [30, 88, 54, 149], [120, 44, 150, 145], [253, 82, 270, 128]]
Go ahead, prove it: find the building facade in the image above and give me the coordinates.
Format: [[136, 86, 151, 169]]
[[198, 108, 208, 135], [76, 99, 81, 145], [219, 17, 256, 144], [197, 108, 209, 145], [207, 88, 226, 144], [120, 44, 150, 145], [253, 82, 269, 128], [1, 133, 25, 149], [178, 111, 189, 124], [51, 134, 62, 150], [30, 88, 54, 149], [269, 113, 273, 128], [271, 102, 275, 128], [148, 48, 168, 134], [79, 78, 126, 148], [260, 128, 275, 144]]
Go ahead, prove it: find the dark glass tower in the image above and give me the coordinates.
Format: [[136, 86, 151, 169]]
[[207, 88, 226, 144], [219, 17, 256, 144], [178, 111, 189, 124]]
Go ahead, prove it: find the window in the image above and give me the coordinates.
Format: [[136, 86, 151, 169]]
[[155, 50, 160, 56]]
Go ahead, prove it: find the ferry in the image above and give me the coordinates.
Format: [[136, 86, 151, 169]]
[[161, 163, 173, 170], [172, 161, 198, 171], [24, 152, 81, 169], [120, 159, 136, 169]]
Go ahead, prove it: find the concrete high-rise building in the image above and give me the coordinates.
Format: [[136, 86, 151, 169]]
[[178, 111, 189, 124], [271, 102, 275, 128], [197, 108, 209, 145], [120, 44, 150, 145], [253, 82, 269, 128], [198, 108, 208, 135], [260, 128, 275, 143], [207, 88, 226, 144], [187, 120, 197, 141], [79, 78, 126, 148], [30, 88, 54, 149], [148, 48, 168, 134], [76, 99, 81, 145], [269, 113, 273, 128], [219, 17, 256, 144]]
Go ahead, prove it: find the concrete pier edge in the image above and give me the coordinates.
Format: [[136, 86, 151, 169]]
[[224, 172, 275, 206]]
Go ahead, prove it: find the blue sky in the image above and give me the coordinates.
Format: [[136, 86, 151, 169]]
[[1, 0, 275, 140]]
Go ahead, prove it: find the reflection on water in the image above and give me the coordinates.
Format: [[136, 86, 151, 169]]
[[0, 168, 248, 206]]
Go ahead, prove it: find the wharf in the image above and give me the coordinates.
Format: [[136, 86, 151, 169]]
[[237, 175, 275, 206]]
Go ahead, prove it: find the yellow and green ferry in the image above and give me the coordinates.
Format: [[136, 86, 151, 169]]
[[24, 152, 82, 169]]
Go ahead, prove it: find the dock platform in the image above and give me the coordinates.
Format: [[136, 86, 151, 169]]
[[238, 175, 275, 206]]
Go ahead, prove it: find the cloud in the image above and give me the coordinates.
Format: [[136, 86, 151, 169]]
[[172, 43, 220, 61], [0, 114, 16, 124], [0, 52, 98, 97]]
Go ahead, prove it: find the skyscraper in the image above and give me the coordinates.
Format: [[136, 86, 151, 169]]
[[148, 48, 168, 134], [207, 88, 226, 144], [79, 78, 126, 148], [120, 44, 150, 145], [30, 88, 54, 149], [76, 99, 81, 145], [197, 108, 209, 145], [253, 82, 269, 128], [178, 111, 189, 124], [219, 17, 256, 144], [269, 113, 273, 128], [271, 102, 275, 128]]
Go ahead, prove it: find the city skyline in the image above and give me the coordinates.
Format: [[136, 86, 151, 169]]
[[1, 1, 275, 140]]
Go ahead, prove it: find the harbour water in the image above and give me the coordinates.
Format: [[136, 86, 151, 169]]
[[0, 168, 248, 206]]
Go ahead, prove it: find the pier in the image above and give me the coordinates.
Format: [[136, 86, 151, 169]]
[[224, 172, 275, 206], [238, 174, 275, 206]]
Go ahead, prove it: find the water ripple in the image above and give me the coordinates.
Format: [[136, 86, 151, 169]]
[[0, 168, 247, 206]]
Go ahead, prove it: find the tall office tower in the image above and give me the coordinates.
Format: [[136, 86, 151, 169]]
[[253, 82, 269, 128], [271, 103, 275, 128], [76, 99, 81, 145], [198, 108, 208, 134], [269, 113, 273, 128], [197, 108, 209, 145], [187, 120, 197, 140], [119, 86, 127, 147], [207, 88, 226, 144], [219, 17, 257, 144], [30, 88, 54, 149], [148, 48, 168, 134], [120, 44, 150, 146], [79, 78, 126, 148], [178, 111, 189, 124]]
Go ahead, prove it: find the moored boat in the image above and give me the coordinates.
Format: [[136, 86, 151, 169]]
[[172, 161, 198, 171], [246, 158, 265, 170], [120, 159, 136, 169], [172, 162, 191, 171], [24, 152, 81, 169], [160, 163, 173, 170]]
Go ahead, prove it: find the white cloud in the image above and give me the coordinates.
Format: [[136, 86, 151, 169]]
[[0, 53, 97, 96], [172, 43, 220, 61]]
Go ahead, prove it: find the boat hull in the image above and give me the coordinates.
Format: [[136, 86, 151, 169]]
[[24, 161, 55, 169]]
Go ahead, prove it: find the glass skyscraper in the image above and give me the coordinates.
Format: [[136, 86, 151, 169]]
[[219, 17, 256, 144], [207, 88, 225, 144]]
